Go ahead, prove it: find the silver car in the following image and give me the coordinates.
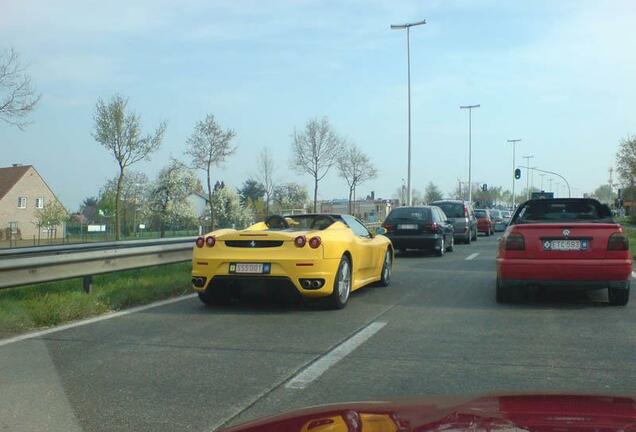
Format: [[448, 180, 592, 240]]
[[432, 200, 478, 244], [490, 209, 507, 232]]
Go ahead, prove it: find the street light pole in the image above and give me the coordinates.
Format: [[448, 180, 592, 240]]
[[522, 155, 534, 199], [507, 139, 521, 208], [391, 19, 426, 206], [460, 104, 480, 203], [539, 173, 545, 191]]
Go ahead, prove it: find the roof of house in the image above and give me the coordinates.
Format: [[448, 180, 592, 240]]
[[0, 164, 32, 201]]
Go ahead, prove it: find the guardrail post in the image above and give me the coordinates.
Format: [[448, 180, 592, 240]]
[[82, 275, 92, 294]]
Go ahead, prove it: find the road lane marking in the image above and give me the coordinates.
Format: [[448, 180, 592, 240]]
[[466, 253, 479, 260], [0, 294, 197, 348], [632, 271, 636, 279], [285, 321, 387, 389]]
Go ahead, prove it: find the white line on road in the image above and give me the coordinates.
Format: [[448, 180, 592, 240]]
[[465, 253, 479, 260], [632, 271, 636, 279], [0, 294, 197, 348], [285, 321, 387, 390]]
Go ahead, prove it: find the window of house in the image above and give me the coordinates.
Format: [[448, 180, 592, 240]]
[[17, 197, 27, 208], [35, 197, 44, 208], [9, 221, 18, 234]]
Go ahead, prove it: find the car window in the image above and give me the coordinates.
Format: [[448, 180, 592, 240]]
[[434, 202, 464, 218], [513, 199, 613, 224], [475, 210, 487, 218], [386, 207, 431, 222], [342, 215, 371, 237]]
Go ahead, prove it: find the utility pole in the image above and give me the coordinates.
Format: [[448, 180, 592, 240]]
[[507, 139, 521, 208], [608, 167, 614, 204], [539, 173, 545, 191], [548, 177, 553, 192], [522, 155, 534, 199], [460, 104, 480, 203], [391, 19, 426, 206]]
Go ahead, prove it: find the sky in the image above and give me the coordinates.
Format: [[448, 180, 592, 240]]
[[1, 0, 635, 210]]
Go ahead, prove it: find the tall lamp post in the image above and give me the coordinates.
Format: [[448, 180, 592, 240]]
[[391, 19, 426, 206], [460, 104, 480, 203], [522, 155, 534, 199], [507, 139, 521, 208]]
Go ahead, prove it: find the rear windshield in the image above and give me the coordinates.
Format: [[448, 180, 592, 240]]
[[512, 199, 613, 224], [264, 215, 338, 230], [475, 210, 487, 218], [386, 207, 431, 222], [434, 202, 464, 218]]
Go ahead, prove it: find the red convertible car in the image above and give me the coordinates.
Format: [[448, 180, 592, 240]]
[[497, 198, 632, 305], [222, 393, 636, 431]]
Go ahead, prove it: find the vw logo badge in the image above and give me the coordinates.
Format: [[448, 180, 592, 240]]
[[250, 240, 256, 247], [562, 229, 570, 237]]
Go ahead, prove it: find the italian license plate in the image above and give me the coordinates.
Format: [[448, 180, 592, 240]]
[[230, 263, 270, 274], [398, 224, 418, 230], [543, 239, 588, 251]]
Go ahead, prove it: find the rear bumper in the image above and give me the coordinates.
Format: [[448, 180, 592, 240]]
[[386, 233, 443, 250], [478, 226, 491, 233], [500, 279, 630, 290], [497, 258, 632, 286]]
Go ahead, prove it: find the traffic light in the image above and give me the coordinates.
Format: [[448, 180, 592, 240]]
[[514, 168, 521, 179], [482, 183, 487, 192]]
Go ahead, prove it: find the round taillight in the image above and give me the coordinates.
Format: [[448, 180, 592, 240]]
[[294, 235, 306, 247], [195, 237, 205, 248], [205, 236, 216, 247], [308, 236, 321, 249]]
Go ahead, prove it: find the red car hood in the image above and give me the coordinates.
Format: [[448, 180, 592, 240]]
[[222, 393, 636, 432]]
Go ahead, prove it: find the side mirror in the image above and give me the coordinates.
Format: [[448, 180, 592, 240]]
[[376, 227, 387, 235]]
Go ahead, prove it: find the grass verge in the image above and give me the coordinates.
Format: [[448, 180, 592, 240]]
[[0, 262, 191, 338], [623, 224, 636, 260]]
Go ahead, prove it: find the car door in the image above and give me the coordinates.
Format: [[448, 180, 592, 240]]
[[342, 215, 375, 285], [434, 208, 452, 243]]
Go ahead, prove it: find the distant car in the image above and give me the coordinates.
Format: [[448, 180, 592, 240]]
[[192, 213, 393, 309], [431, 200, 478, 244], [496, 198, 632, 305], [501, 210, 512, 225], [382, 206, 455, 256], [490, 209, 507, 232], [475, 209, 494, 235]]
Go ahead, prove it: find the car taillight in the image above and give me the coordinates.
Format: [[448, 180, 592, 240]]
[[505, 233, 525, 251], [195, 237, 205, 248], [205, 236, 216, 247], [382, 224, 394, 232], [608, 233, 629, 251], [294, 235, 306, 247], [425, 222, 438, 233], [308, 236, 321, 248], [464, 206, 469, 217]]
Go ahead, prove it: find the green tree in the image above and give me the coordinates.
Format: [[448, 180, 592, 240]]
[[238, 179, 266, 206], [210, 187, 254, 229], [34, 201, 68, 241], [93, 94, 166, 240], [616, 135, 636, 185], [592, 184, 615, 204], [148, 160, 201, 237], [424, 182, 443, 204], [101, 171, 149, 235], [186, 114, 236, 229], [272, 182, 309, 213]]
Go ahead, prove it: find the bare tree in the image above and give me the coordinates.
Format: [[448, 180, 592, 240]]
[[291, 117, 343, 212], [256, 148, 275, 215], [337, 143, 378, 214], [186, 114, 236, 229], [424, 182, 443, 204], [93, 94, 166, 240], [0, 48, 41, 130]]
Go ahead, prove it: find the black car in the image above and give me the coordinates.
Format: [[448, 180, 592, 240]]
[[381, 206, 454, 256]]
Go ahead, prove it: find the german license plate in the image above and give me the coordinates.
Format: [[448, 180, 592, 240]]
[[543, 239, 588, 251], [230, 263, 270, 274], [398, 224, 418, 230]]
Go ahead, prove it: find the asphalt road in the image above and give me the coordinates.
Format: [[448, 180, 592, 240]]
[[1, 234, 635, 432]]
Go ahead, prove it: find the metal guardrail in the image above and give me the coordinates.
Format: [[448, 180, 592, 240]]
[[0, 237, 196, 292]]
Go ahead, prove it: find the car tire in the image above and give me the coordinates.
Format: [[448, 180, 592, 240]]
[[608, 284, 630, 306], [472, 229, 478, 241], [328, 255, 352, 309], [436, 238, 445, 257], [465, 234, 471, 244], [446, 236, 454, 252], [378, 248, 392, 287], [198, 289, 231, 306], [496, 278, 512, 303]]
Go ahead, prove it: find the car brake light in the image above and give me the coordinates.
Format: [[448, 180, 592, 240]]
[[195, 237, 205, 248], [294, 235, 306, 247], [464, 206, 469, 217], [308, 236, 321, 248], [608, 233, 629, 251], [425, 222, 438, 233], [205, 236, 216, 247], [505, 233, 525, 251]]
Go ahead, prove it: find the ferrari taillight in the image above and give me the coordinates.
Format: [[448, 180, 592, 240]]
[[294, 235, 306, 247], [308, 236, 321, 249], [195, 237, 205, 248], [608, 232, 629, 251], [505, 233, 525, 251], [205, 236, 216, 247]]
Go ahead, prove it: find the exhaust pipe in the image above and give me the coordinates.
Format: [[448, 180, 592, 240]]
[[311, 280, 321, 289], [301, 279, 312, 289], [192, 277, 207, 288]]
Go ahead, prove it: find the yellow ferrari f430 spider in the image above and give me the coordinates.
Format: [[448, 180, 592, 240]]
[[191, 214, 393, 309]]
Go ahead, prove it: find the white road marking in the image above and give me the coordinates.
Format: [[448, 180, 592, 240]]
[[285, 321, 387, 389], [466, 253, 479, 261], [0, 294, 197, 348], [632, 271, 636, 279]]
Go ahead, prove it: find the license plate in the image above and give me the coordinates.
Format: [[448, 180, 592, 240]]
[[543, 239, 588, 251], [230, 263, 271, 274], [398, 224, 418, 230]]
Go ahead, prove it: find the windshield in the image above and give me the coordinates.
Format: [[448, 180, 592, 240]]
[[434, 202, 464, 218], [513, 199, 613, 224], [475, 210, 488, 218]]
